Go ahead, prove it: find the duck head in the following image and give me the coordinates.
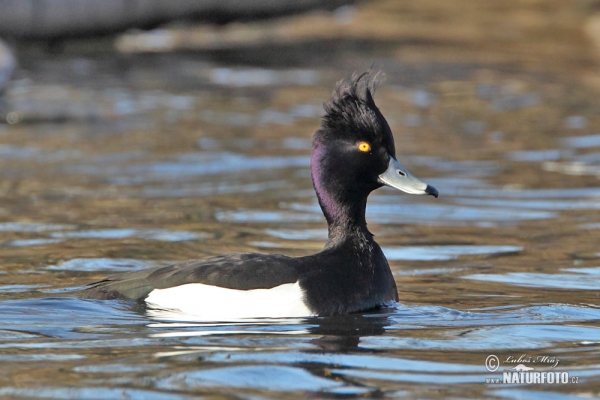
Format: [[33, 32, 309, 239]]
[[311, 72, 438, 228]]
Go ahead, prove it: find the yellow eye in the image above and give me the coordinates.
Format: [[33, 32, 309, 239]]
[[357, 142, 371, 152]]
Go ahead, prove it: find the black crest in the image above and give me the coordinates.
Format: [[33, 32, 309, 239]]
[[319, 71, 395, 154]]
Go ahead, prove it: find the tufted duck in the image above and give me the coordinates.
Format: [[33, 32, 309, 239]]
[[85, 72, 438, 319]]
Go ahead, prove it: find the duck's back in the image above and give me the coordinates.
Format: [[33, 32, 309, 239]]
[[85, 253, 301, 301]]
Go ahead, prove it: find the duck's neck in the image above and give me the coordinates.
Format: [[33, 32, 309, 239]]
[[318, 187, 370, 240], [311, 153, 372, 245]]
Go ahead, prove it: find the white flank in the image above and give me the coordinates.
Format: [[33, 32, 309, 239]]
[[145, 281, 314, 321]]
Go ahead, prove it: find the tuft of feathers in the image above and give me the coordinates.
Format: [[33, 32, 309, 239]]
[[330, 71, 383, 106], [319, 70, 394, 154]]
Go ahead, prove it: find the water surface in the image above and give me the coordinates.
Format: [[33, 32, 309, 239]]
[[1, 1, 600, 398]]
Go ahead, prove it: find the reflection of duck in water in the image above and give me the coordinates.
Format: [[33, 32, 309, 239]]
[[309, 309, 392, 352], [510, 364, 534, 372], [85, 72, 438, 320]]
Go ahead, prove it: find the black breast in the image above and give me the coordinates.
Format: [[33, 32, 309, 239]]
[[297, 236, 398, 316]]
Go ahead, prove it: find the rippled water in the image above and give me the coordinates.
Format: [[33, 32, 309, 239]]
[[1, 1, 600, 398]]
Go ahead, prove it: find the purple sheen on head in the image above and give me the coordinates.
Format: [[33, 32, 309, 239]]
[[310, 143, 342, 224], [310, 71, 400, 235]]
